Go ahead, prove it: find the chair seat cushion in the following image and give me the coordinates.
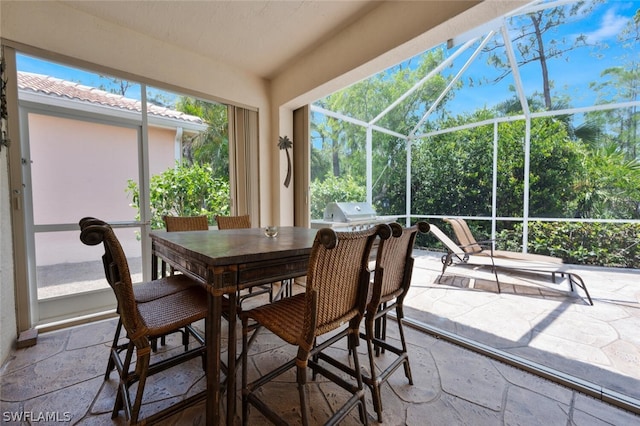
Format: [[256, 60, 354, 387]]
[[241, 293, 306, 345], [138, 286, 209, 337], [133, 274, 199, 303]]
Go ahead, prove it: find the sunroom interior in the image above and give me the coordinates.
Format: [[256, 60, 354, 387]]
[[1, 0, 639, 423]]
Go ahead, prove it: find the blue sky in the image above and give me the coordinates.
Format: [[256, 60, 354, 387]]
[[312, 0, 639, 131], [17, 54, 178, 107], [18, 55, 129, 92], [431, 0, 639, 118]]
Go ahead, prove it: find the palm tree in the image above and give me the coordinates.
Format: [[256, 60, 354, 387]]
[[279, 135, 293, 187]]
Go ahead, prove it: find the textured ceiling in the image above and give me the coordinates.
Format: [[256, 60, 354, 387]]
[[60, 0, 381, 80]]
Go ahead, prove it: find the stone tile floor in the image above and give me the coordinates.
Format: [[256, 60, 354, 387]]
[[1, 250, 639, 425], [406, 250, 640, 405]]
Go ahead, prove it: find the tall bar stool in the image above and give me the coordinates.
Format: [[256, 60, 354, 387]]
[[79, 217, 203, 380], [362, 221, 429, 422], [240, 225, 391, 425], [79, 219, 208, 424]]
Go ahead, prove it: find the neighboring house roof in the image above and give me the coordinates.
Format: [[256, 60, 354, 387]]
[[17, 71, 204, 126]]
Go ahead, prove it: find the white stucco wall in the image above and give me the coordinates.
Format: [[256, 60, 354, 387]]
[[1, 146, 17, 364], [27, 114, 175, 265]]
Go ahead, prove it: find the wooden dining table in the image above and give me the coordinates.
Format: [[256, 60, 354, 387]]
[[150, 226, 319, 425]]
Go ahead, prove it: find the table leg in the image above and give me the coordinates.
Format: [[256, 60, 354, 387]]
[[206, 293, 223, 425], [151, 253, 159, 280], [226, 291, 238, 425]]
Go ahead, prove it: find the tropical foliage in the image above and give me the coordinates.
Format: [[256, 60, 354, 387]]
[[497, 221, 640, 268], [310, 1, 640, 268], [176, 98, 230, 178], [310, 174, 366, 219], [127, 162, 229, 229], [127, 96, 231, 229]]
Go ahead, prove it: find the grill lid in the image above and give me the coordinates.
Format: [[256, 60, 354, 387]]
[[323, 202, 377, 222]]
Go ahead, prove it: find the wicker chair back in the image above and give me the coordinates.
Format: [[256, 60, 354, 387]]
[[216, 214, 251, 229], [163, 215, 209, 232]]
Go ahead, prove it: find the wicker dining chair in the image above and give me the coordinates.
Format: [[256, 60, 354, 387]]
[[79, 220, 209, 425], [361, 221, 429, 422], [214, 214, 279, 303], [161, 215, 209, 277], [215, 214, 251, 229], [163, 214, 209, 232], [79, 217, 202, 380], [240, 224, 391, 426]]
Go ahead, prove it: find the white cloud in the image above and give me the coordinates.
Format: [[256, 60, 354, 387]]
[[584, 7, 628, 42]]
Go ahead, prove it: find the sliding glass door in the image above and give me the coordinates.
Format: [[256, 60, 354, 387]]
[[19, 90, 146, 324], [15, 52, 231, 326], [16, 54, 150, 325]]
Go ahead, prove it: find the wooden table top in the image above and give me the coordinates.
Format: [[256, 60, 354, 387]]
[[150, 226, 319, 266]]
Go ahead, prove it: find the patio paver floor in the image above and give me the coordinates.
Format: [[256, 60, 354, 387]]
[[1, 250, 639, 424]]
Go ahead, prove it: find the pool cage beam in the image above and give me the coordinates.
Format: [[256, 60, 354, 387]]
[[410, 29, 498, 138], [370, 35, 482, 127], [502, 20, 532, 252], [310, 1, 640, 248]]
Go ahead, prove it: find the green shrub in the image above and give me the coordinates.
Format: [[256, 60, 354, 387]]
[[496, 222, 640, 268], [127, 162, 230, 229]]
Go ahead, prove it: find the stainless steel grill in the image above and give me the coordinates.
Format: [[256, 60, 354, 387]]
[[311, 202, 395, 230], [323, 202, 377, 222]]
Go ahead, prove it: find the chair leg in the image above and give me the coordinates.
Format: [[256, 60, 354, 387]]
[[365, 317, 383, 423], [105, 317, 123, 380], [373, 313, 382, 357], [396, 311, 413, 385], [129, 347, 151, 425], [298, 363, 311, 426], [489, 258, 501, 293], [439, 252, 454, 283], [112, 379, 124, 420], [285, 279, 292, 298], [181, 327, 190, 351], [311, 338, 319, 381], [241, 317, 267, 424], [349, 333, 369, 426], [273, 279, 293, 301], [364, 307, 414, 423], [160, 260, 167, 278], [380, 303, 388, 354], [112, 341, 135, 419]]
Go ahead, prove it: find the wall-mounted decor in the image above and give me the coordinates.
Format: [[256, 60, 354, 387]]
[[278, 135, 293, 188]]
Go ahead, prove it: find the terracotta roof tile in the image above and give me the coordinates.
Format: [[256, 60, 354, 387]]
[[17, 71, 204, 125]]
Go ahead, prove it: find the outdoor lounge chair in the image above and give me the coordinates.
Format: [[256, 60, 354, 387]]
[[430, 218, 593, 305]]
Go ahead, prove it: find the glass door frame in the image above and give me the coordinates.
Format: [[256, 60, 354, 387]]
[[17, 91, 152, 327], [4, 44, 251, 333]]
